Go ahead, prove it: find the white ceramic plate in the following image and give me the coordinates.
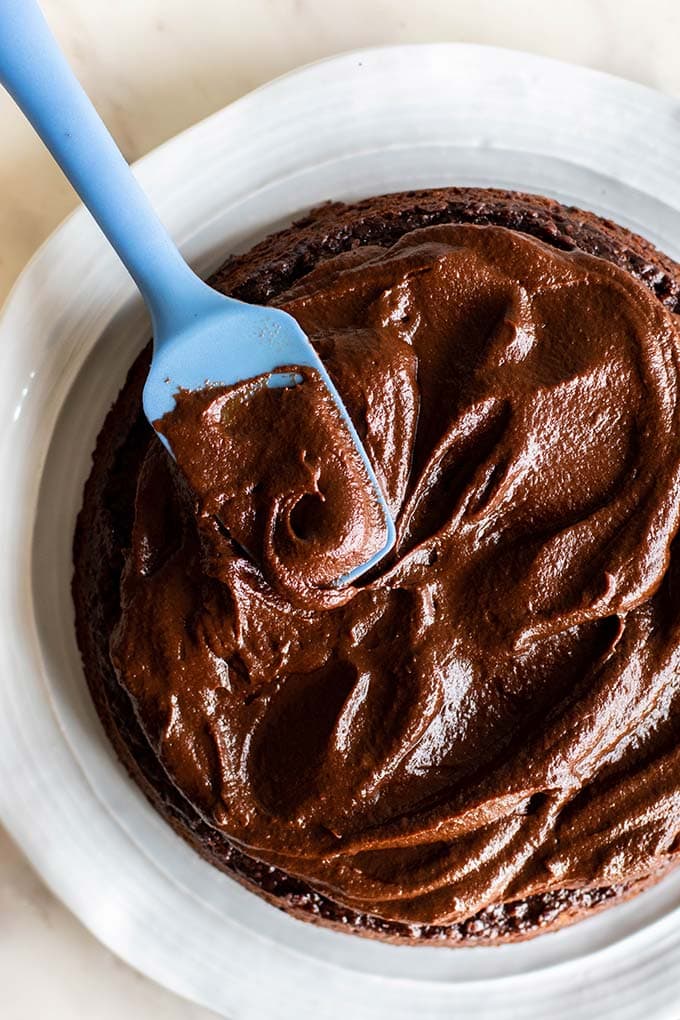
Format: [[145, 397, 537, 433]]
[[2, 44, 680, 1020]]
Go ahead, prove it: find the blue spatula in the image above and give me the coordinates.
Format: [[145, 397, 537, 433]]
[[0, 0, 395, 584]]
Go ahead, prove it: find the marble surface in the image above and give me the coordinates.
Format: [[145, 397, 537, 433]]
[[2, 1, 680, 1016]]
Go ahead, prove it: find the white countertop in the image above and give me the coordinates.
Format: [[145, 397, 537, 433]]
[[2, 1, 680, 1016]]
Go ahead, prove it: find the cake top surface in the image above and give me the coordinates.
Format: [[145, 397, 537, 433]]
[[110, 222, 680, 926]]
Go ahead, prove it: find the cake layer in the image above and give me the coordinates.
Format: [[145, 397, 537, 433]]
[[74, 187, 680, 944]]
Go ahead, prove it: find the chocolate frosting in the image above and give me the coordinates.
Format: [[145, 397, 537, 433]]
[[155, 368, 388, 608], [110, 223, 680, 926]]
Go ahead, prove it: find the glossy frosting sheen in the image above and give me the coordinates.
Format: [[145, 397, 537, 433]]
[[111, 224, 680, 926]]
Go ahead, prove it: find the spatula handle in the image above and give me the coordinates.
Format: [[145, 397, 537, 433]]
[[0, 0, 202, 330]]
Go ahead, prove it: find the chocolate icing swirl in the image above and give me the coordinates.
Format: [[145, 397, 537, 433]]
[[155, 368, 388, 608], [110, 224, 680, 926]]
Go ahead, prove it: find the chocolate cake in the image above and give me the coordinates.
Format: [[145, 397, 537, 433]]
[[73, 187, 680, 945]]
